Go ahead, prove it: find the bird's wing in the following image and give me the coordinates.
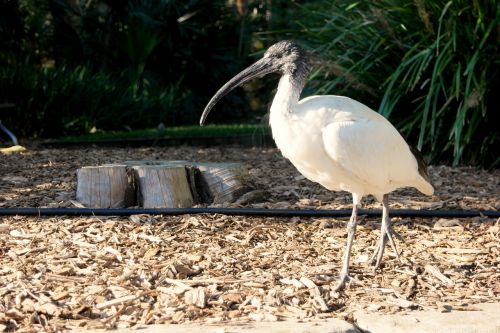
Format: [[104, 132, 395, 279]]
[[321, 115, 420, 195]]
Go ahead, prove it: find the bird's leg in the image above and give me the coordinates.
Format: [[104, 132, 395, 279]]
[[371, 194, 402, 270], [333, 201, 359, 291]]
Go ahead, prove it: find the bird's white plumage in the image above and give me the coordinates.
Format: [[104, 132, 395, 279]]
[[270, 75, 433, 202]]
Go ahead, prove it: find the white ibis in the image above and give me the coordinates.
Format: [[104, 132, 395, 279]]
[[200, 40, 433, 290]]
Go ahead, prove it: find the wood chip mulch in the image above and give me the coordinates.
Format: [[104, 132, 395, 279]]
[[0, 146, 499, 332]]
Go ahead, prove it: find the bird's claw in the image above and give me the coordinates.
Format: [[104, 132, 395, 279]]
[[370, 223, 403, 270], [333, 273, 352, 291], [392, 229, 405, 243]]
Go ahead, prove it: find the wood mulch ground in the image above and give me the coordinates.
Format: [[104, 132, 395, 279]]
[[0, 145, 499, 332]]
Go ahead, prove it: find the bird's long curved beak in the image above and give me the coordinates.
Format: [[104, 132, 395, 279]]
[[200, 57, 276, 126]]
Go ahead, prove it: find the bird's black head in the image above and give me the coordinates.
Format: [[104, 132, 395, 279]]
[[263, 40, 309, 79], [200, 40, 309, 125]]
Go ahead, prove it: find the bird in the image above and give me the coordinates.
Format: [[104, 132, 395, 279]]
[[200, 40, 433, 291]]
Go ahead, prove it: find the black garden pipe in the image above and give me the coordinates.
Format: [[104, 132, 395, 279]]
[[0, 207, 498, 218]]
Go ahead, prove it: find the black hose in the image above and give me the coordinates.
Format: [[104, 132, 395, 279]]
[[0, 207, 498, 218]]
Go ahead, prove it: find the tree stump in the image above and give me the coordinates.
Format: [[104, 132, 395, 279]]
[[193, 163, 249, 204], [75, 161, 250, 208], [132, 165, 193, 208], [76, 166, 134, 208]]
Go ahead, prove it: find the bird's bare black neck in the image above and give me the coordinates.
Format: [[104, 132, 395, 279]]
[[287, 54, 310, 94]]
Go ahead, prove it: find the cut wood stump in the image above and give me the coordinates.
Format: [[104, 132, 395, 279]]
[[76, 166, 134, 208], [193, 162, 249, 204], [132, 165, 193, 208], [75, 161, 250, 208]]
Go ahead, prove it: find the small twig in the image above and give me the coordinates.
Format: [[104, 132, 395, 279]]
[[96, 295, 141, 310], [102, 304, 126, 324], [245, 225, 286, 245], [162, 277, 254, 286], [424, 264, 454, 286], [45, 273, 87, 283]]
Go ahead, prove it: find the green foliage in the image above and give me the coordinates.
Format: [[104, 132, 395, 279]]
[[0, 0, 271, 137], [0, 64, 182, 137], [281, 0, 500, 167]]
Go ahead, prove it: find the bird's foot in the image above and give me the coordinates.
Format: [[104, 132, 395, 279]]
[[370, 225, 403, 270], [333, 272, 351, 291], [370, 236, 387, 271], [385, 225, 403, 263]]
